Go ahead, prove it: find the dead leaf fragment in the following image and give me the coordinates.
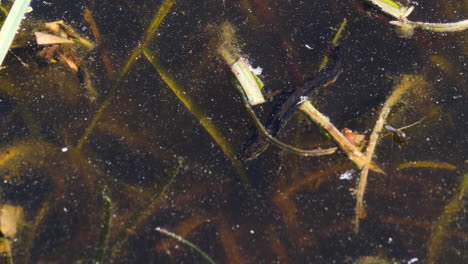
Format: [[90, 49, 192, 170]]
[[0, 204, 25, 238], [35, 32, 73, 45]]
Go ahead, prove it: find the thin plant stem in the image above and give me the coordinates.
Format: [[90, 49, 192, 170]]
[[155, 227, 217, 264], [76, 96, 112, 150], [354, 74, 425, 232], [143, 48, 250, 187], [76, 0, 176, 150]]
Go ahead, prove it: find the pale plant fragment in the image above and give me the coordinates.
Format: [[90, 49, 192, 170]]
[[366, 0, 468, 35], [217, 22, 265, 105], [0, 204, 24, 239], [367, 0, 414, 20], [298, 101, 383, 174], [34, 32, 73, 45]]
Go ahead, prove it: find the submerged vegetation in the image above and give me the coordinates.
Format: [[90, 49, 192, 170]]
[[0, 0, 466, 263]]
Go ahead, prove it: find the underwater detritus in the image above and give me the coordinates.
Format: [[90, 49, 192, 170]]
[[34, 20, 97, 101]]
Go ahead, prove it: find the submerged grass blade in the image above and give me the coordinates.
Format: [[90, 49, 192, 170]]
[[76, 0, 176, 150], [427, 173, 468, 263], [120, 0, 176, 78], [155, 227, 217, 264], [94, 191, 112, 264], [318, 18, 347, 71], [20, 201, 49, 264], [143, 48, 250, 187], [109, 158, 183, 259], [398, 161, 457, 170], [0, 0, 31, 66]]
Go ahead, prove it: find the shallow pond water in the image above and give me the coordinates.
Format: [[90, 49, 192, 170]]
[[0, 0, 466, 263]]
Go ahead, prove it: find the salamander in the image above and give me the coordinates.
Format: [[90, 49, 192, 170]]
[[238, 45, 343, 161]]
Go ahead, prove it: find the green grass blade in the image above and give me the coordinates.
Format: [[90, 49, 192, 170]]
[[143, 48, 250, 188], [76, 0, 176, 150], [0, 0, 31, 66]]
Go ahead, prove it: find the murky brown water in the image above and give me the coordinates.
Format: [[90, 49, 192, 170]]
[[0, 0, 466, 263]]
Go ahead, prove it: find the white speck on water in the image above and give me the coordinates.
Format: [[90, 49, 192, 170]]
[[297, 96, 309, 105], [339, 169, 355, 180], [250, 230, 255, 234], [304, 44, 313, 50], [250, 66, 263, 75], [63, 207, 68, 212], [407, 258, 418, 264], [61, 147, 68, 152]]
